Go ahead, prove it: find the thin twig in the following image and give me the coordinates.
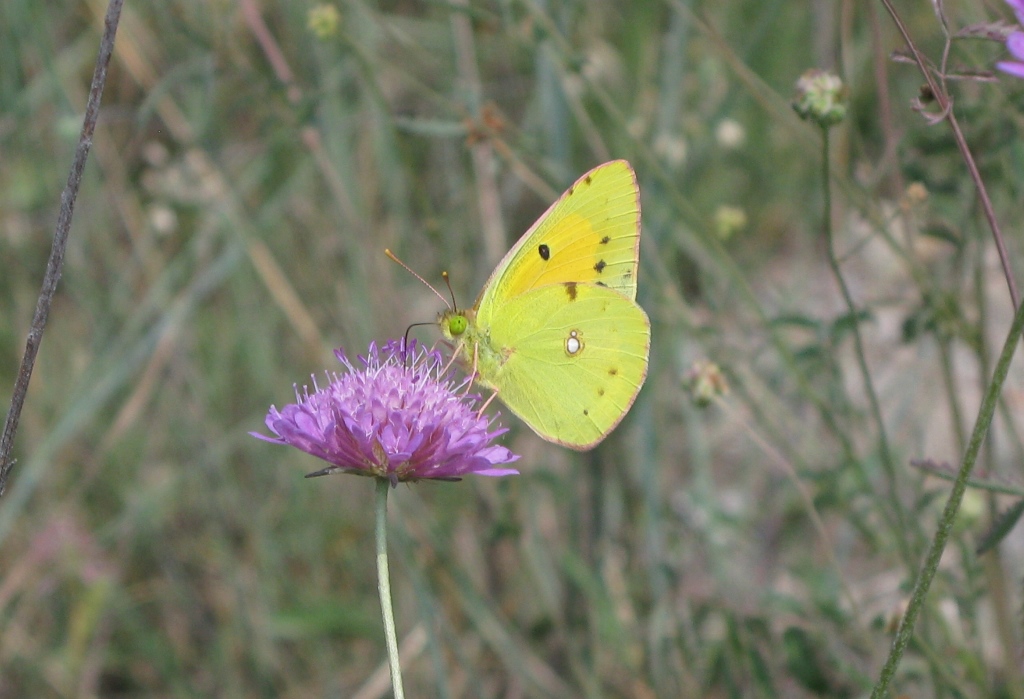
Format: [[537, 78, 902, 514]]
[[0, 0, 124, 498], [822, 128, 913, 564], [450, 0, 506, 268], [719, 397, 870, 642], [878, 0, 1020, 310], [870, 291, 1024, 698]]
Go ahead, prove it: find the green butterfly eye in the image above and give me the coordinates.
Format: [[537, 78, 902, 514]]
[[448, 314, 468, 336]]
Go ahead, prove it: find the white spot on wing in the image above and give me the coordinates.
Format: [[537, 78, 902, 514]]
[[565, 330, 582, 356]]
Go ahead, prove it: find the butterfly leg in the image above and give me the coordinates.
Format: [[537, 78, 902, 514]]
[[440, 340, 478, 392], [440, 346, 461, 377], [461, 342, 482, 396], [476, 389, 500, 418]]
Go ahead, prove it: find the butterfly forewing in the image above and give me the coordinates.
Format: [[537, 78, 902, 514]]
[[475, 160, 641, 328]]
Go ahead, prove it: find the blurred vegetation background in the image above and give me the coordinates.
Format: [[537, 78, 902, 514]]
[[3, 0, 1024, 696]]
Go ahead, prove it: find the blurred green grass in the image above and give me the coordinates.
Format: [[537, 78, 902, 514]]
[[2, 0, 1024, 697]]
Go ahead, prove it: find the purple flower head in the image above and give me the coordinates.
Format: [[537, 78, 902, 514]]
[[998, 31, 1024, 78], [252, 339, 519, 484]]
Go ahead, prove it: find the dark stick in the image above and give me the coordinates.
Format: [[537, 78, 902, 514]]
[[878, 0, 1020, 310], [0, 0, 125, 498]]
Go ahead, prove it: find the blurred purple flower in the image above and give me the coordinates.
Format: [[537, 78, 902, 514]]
[[252, 339, 519, 483], [998, 31, 1024, 78], [1008, 0, 1024, 25], [999, 1, 1024, 77]]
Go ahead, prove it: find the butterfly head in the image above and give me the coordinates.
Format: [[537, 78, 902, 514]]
[[438, 309, 473, 342]]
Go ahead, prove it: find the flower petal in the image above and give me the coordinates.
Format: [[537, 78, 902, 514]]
[[1007, 31, 1024, 60], [997, 59, 1024, 78]]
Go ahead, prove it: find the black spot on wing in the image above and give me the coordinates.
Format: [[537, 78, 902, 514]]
[[564, 281, 578, 301], [594, 259, 606, 274], [600, 236, 610, 244], [608, 367, 618, 376], [538, 244, 550, 260]]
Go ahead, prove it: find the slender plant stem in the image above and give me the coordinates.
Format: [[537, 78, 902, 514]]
[[449, 0, 506, 267], [937, 340, 968, 454], [870, 296, 1024, 698], [821, 127, 912, 563], [0, 0, 124, 498], [974, 230, 1024, 696], [877, 0, 1019, 310], [720, 398, 869, 641], [376, 477, 406, 699]]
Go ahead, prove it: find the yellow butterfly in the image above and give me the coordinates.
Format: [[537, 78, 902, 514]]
[[439, 160, 651, 450]]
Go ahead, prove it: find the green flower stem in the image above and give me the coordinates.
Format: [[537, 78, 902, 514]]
[[375, 477, 405, 699], [870, 295, 1024, 698], [821, 126, 912, 564]]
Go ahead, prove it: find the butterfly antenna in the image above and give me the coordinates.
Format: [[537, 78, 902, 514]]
[[442, 271, 459, 312], [385, 248, 451, 310]]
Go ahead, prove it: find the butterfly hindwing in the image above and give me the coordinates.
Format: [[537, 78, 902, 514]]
[[483, 282, 650, 450]]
